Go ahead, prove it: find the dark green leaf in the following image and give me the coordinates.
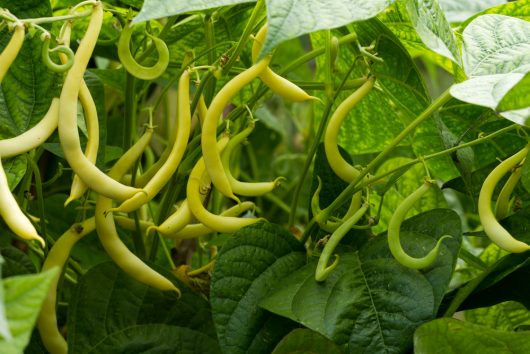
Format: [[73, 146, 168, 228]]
[[271, 328, 343, 354], [210, 223, 306, 354], [414, 318, 530, 354], [68, 262, 216, 354], [261, 209, 461, 354], [87, 324, 221, 354], [0, 247, 35, 277]]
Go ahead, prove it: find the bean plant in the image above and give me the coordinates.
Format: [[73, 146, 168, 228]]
[[0, 0, 529, 353]]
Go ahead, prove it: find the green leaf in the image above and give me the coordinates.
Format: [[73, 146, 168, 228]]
[[0, 246, 35, 277], [405, 0, 462, 66], [271, 329, 344, 354], [3, 155, 26, 190], [414, 318, 530, 353], [260, 0, 396, 58], [460, 0, 530, 28], [0, 255, 11, 342], [438, 0, 507, 23], [465, 301, 530, 331], [68, 262, 217, 353], [0, 268, 58, 354], [210, 223, 306, 354], [497, 71, 530, 112], [261, 209, 461, 354], [461, 14, 530, 77], [450, 73, 530, 125], [87, 324, 221, 354], [132, 0, 256, 24]]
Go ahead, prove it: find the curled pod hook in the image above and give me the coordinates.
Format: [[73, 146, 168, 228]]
[[117, 21, 169, 80], [41, 33, 74, 73], [388, 180, 452, 269]]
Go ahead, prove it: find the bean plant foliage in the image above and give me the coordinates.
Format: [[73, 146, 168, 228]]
[[0, 0, 529, 353]]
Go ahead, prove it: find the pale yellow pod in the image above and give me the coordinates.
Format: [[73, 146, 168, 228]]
[[0, 22, 25, 83], [0, 98, 59, 158], [0, 158, 44, 246], [252, 24, 317, 102]]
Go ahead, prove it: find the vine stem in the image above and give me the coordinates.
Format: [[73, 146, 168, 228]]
[[318, 88, 453, 222], [10, 9, 93, 24]]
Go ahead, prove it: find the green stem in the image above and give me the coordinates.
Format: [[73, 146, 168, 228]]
[[320, 88, 453, 219], [17, 9, 92, 24], [222, 0, 264, 73], [443, 267, 493, 317], [123, 73, 137, 150]]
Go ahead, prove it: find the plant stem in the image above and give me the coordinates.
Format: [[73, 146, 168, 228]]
[[320, 88, 453, 219], [17, 9, 92, 24]]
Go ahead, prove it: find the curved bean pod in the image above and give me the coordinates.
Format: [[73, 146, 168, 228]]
[[40, 33, 74, 73], [388, 180, 451, 269], [324, 77, 374, 183], [117, 21, 169, 81], [495, 158, 524, 220], [161, 201, 255, 240], [95, 127, 180, 294], [0, 158, 44, 246], [148, 199, 194, 237], [189, 136, 264, 233], [252, 25, 316, 102], [0, 21, 24, 83], [202, 57, 271, 202], [58, 2, 141, 201], [479, 146, 530, 253], [221, 123, 282, 196], [37, 217, 96, 354], [59, 22, 101, 206], [0, 98, 59, 158], [315, 202, 369, 281], [114, 70, 191, 213]]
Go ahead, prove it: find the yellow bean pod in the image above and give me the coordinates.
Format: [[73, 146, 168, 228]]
[[252, 25, 316, 102], [37, 217, 96, 354], [495, 158, 524, 220], [202, 57, 271, 203], [0, 158, 44, 246], [0, 98, 59, 158], [0, 21, 25, 83], [479, 146, 530, 253], [58, 2, 141, 201]]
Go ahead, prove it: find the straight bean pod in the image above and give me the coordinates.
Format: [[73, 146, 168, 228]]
[[0, 21, 25, 83]]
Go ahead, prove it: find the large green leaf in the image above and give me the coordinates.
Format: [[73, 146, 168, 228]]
[[0, 0, 59, 188], [68, 262, 217, 353], [460, 0, 530, 27], [260, 209, 461, 354], [414, 318, 530, 353], [0, 255, 10, 342], [271, 329, 344, 354], [405, 0, 462, 66], [259, 0, 396, 58], [0, 269, 57, 354], [450, 14, 530, 124], [87, 324, 221, 354], [132, 0, 255, 24], [497, 71, 530, 112], [210, 223, 306, 354], [438, 0, 507, 22], [0, 246, 35, 277]]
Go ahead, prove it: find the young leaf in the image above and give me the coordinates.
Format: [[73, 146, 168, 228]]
[[0, 268, 58, 354], [210, 223, 306, 354], [414, 318, 530, 353], [438, 0, 507, 23], [405, 0, 462, 67], [68, 262, 216, 354], [132, 0, 256, 24], [464, 301, 530, 331], [259, 0, 396, 59], [260, 209, 461, 353]]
